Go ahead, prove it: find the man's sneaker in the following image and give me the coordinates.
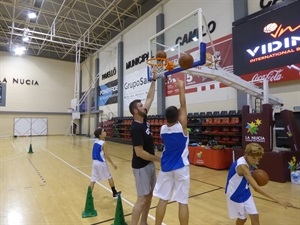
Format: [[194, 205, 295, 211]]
[[113, 191, 122, 198]]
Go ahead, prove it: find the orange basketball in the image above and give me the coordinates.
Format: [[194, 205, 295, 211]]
[[156, 50, 167, 59], [252, 169, 269, 186], [179, 53, 194, 69]]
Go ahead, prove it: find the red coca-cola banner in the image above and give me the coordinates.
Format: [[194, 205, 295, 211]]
[[240, 64, 300, 85]]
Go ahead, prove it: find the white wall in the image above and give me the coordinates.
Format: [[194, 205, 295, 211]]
[[80, 114, 97, 136], [122, 11, 158, 116], [0, 51, 75, 136], [80, 54, 98, 135], [248, 0, 285, 15], [271, 81, 300, 112], [0, 51, 75, 112], [81, 56, 95, 93], [80, 43, 120, 135], [98, 41, 119, 117], [164, 0, 234, 41]]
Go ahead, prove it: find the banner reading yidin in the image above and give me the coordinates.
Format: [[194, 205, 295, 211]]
[[233, 0, 300, 75]]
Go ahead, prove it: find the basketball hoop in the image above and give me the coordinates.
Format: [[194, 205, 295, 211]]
[[146, 58, 174, 81]]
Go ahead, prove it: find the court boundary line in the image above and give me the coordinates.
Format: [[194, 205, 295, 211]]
[[147, 187, 223, 210], [190, 176, 300, 209], [0, 142, 29, 162], [90, 212, 132, 225]]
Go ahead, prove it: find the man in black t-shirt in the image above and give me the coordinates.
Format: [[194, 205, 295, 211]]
[[129, 79, 160, 225], [131, 118, 155, 168]]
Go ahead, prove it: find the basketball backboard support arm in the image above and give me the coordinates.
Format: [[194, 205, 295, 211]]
[[183, 66, 283, 106]]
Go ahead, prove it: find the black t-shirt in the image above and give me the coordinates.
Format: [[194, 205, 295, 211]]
[[131, 118, 155, 169]]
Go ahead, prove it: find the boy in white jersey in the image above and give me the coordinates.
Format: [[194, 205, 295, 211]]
[[153, 78, 190, 225], [89, 128, 121, 198], [225, 143, 293, 225]]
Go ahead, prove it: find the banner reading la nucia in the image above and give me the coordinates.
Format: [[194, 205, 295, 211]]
[[99, 79, 118, 106]]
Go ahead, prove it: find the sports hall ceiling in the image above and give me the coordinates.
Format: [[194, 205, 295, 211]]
[[0, 0, 164, 62]]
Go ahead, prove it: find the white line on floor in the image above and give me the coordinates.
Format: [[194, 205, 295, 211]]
[[40, 146, 165, 225]]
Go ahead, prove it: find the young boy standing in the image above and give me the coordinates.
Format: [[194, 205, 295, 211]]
[[153, 78, 190, 225], [90, 128, 121, 198], [225, 143, 293, 225]]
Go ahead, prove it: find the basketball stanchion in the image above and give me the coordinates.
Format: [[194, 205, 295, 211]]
[[28, 143, 34, 154], [82, 186, 97, 218], [111, 194, 127, 225]]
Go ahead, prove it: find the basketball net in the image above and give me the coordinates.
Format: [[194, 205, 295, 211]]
[[147, 58, 174, 81]]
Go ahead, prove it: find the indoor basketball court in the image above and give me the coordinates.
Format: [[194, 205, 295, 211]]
[[0, 136, 299, 225], [1, 0, 300, 225]]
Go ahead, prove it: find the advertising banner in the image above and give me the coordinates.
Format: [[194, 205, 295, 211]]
[[99, 79, 118, 106], [241, 63, 300, 85], [233, 0, 300, 75], [165, 34, 233, 96], [123, 67, 157, 108]]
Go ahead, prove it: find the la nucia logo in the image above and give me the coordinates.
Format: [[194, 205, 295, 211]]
[[0, 77, 39, 85]]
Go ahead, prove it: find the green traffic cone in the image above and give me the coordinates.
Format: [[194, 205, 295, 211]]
[[111, 194, 127, 225], [28, 144, 33, 154], [82, 186, 97, 218]]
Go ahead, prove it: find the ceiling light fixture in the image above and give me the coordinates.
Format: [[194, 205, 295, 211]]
[[22, 36, 29, 42], [28, 12, 37, 19], [14, 46, 26, 55]]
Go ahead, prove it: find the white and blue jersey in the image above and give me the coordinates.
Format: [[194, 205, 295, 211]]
[[160, 122, 189, 172], [225, 157, 251, 203], [92, 140, 106, 162]]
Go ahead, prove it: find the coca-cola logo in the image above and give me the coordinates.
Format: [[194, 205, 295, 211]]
[[249, 69, 283, 84]]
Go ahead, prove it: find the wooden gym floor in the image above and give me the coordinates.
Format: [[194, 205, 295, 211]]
[[0, 136, 299, 225]]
